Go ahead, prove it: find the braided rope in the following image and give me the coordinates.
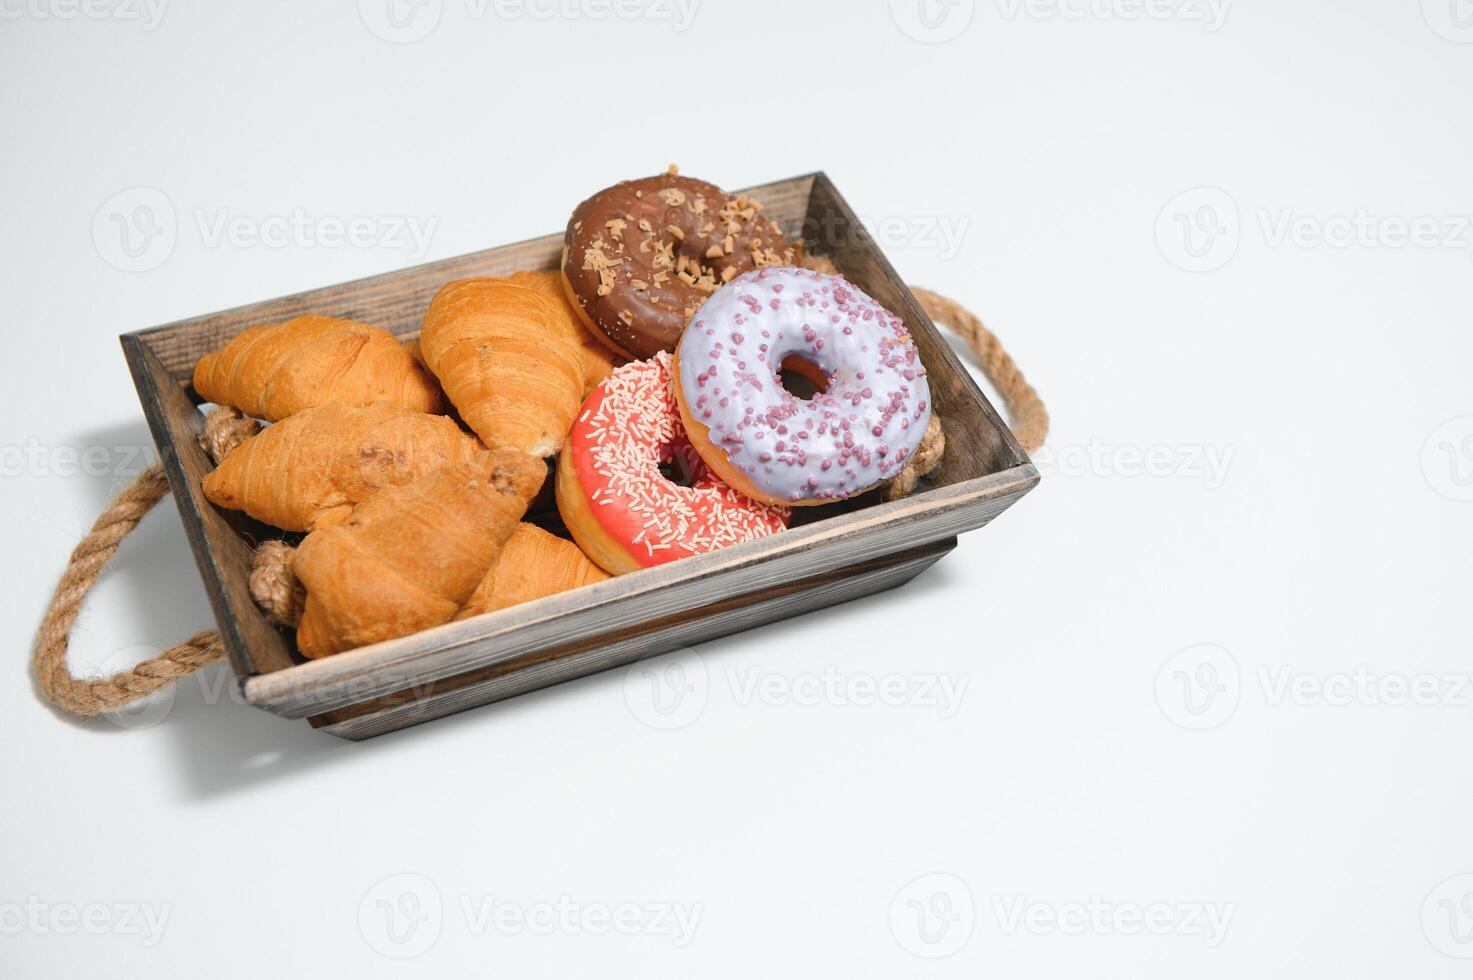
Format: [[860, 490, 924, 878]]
[[250, 540, 304, 628], [910, 286, 1049, 454], [31, 287, 1046, 719], [32, 463, 225, 717]]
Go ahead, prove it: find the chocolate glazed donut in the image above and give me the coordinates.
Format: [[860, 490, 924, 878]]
[[561, 171, 798, 360]]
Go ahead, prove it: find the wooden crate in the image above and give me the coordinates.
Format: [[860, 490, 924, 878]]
[[121, 172, 1039, 739]]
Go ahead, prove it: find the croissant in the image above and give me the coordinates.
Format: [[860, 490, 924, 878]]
[[202, 402, 483, 532], [293, 450, 545, 658], [507, 269, 615, 394], [193, 315, 447, 422], [457, 523, 610, 619], [419, 279, 584, 457]]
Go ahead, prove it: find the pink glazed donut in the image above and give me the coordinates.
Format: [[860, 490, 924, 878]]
[[672, 266, 932, 506]]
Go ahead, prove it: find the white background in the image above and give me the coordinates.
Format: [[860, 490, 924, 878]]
[[3, 0, 1472, 976]]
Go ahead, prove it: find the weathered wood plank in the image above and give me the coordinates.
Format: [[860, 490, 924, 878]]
[[121, 337, 297, 674], [309, 537, 956, 739], [244, 465, 1036, 719]]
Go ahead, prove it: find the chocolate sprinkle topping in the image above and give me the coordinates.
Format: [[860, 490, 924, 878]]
[[562, 172, 798, 360]]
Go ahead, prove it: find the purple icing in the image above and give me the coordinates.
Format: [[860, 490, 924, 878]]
[[677, 266, 932, 503]]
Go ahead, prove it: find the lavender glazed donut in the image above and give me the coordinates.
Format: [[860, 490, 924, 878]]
[[672, 267, 932, 506]]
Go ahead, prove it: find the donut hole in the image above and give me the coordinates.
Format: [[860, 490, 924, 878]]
[[778, 354, 830, 401], [657, 444, 700, 488]]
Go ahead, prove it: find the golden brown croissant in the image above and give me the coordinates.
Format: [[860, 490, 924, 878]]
[[293, 450, 546, 658], [193, 315, 447, 422], [202, 402, 483, 532], [507, 269, 615, 394], [456, 523, 610, 619], [419, 279, 584, 457]]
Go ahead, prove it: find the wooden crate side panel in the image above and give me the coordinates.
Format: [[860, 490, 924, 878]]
[[315, 537, 953, 740], [121, 337, 297, 674], [244, 467, 1036, 718]]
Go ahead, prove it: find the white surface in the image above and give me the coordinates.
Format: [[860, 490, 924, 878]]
[[2, 1, 1471, 976]]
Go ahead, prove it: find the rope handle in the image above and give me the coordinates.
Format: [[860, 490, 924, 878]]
[[31, 288, 1048, 719], [32, 464, 227, 717], [910, 287, 1048, 455]]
